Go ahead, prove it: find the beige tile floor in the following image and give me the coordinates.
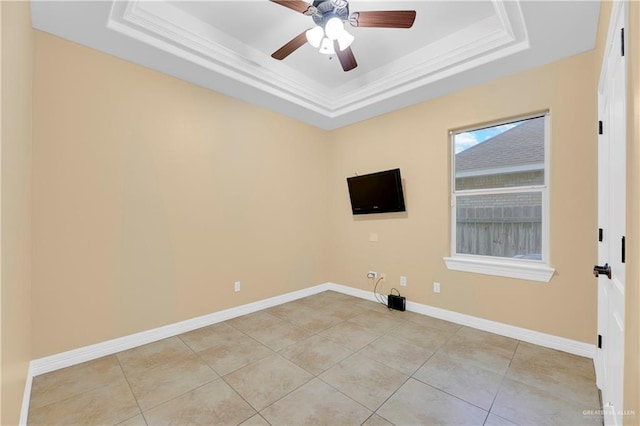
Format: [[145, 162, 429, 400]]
[[28, 291, 603, 425]]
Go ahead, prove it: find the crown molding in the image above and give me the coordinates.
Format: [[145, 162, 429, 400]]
[[108, 1, 334, 114], [107, 0, 528, 118], [30, 0, 601, 129]]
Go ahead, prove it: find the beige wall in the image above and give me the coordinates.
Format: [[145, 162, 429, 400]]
[[31, 33, 329, 358], [1, 1, 33, 424], [625, 1, 639, 424], [327, 51, 598, 343], [11, 1, 640, 421]]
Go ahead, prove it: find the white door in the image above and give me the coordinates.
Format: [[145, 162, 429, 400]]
[[596, 2, 626, 425]]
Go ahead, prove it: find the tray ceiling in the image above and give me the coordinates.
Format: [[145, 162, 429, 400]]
[[30, 1, 600, 130]]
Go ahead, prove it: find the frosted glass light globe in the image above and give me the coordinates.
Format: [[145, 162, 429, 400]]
[[336, 30, 354, 51], [305, 26, 324, 48], [324, 17, 344, 40]]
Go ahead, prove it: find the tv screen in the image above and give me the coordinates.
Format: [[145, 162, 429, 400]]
[[347, 168, 406, 215]]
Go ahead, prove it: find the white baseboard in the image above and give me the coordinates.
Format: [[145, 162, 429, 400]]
[[28, 283, 330, 378], [325, 282, 380, 303], [21, 281, 595, 425], [405, 300, 595, 358], [20, 283, 329, 425], [325, 282, 595, 358], [19, 364, 34, 426]]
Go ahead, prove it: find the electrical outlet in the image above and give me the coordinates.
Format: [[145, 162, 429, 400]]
[[368, 271, 377, 279], [380, 272, 386, 281], [433, 282, 440, 293], [400, 276, 407, 286], [234, 281, 241, 292]]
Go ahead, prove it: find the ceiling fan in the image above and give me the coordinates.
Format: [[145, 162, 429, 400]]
[[270, 0, 416, 72]]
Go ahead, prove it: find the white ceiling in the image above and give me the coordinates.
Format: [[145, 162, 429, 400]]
[[30, 1, 600, 130]]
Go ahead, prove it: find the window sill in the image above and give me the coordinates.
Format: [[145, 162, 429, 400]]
[[443, 256, 555, 282]]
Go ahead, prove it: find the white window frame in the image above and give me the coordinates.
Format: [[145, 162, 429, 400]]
[[444, 113, 555, 282]]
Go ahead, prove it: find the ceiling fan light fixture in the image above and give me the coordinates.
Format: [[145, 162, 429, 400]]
[[319, 37, 336, 54], [269, 0, 416, 72], [336, 29, 354, 51], [324, 17, 344, 40], [305, 26, 324, 48]]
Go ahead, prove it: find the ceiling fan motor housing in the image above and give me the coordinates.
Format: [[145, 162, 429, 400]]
[[312, 0, 350, 26], [269, 0, 416, 72]]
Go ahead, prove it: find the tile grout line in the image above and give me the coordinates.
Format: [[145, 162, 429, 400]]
[[114, 354, 149, 426], [245, 299, 399, 423], [178, 319, 278, 418], [503, 340, 602, 408], [421, 327, 517, 417], [365, 323, 467, 421], [266, 299, 464, 423], [26, 296, 442, 424], [29, 292, 598, 425], [241, 303, 373, 423], [28, 355, 155, 425], [312, 373, 380, 421], [116, 337, 222, 417], [482, 339, 522, 424], [310, 313, 434, 421]]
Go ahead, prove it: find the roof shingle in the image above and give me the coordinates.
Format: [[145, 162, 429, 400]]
[[456, 117, 544, 172]]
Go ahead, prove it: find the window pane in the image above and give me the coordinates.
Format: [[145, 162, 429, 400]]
[[454, 116, 545, 190], [456, 192, 542, 259]]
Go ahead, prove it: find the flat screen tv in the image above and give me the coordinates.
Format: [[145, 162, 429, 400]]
[[347, 168, 405, 215]]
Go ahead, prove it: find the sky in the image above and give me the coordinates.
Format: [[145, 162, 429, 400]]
[[454, 121, 522, 154]]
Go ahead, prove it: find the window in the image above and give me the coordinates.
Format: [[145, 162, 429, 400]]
[[444, 114, 554, 282]]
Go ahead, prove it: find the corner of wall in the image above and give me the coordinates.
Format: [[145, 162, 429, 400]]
[[1, 1, 34, 424]]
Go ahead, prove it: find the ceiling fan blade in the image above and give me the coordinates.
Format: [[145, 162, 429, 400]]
[[272, 31, 308, 60], [270, 0, 313, 14], [334, 41, 357, 72], [350, 10, 416, 28]]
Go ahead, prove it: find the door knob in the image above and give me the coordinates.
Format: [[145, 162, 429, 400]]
[[593, 263, 612, 279]]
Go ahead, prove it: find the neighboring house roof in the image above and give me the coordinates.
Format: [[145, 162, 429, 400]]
[[456, 117, 544, 173]]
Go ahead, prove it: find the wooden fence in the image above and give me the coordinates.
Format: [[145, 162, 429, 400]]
[[456, 221, 542, 259]]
